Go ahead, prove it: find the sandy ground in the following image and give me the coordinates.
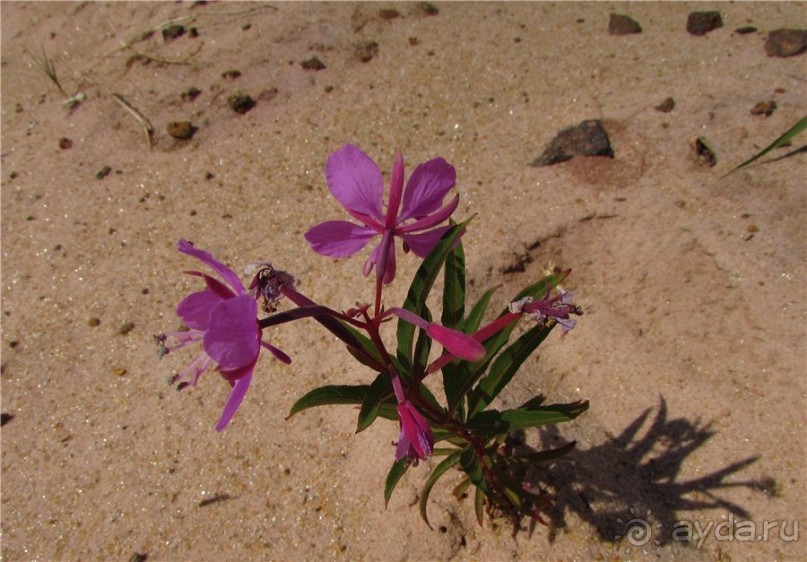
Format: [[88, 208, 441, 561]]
[[1, 2, 805, 561]]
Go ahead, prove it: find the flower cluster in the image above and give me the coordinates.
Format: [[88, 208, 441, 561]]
[[158, 144, 586, 526]]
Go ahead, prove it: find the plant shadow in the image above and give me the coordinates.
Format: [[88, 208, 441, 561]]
[[509, 397, 777, 546]]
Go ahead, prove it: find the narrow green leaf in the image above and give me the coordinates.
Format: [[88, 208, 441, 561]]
[[468, 322, 553, 416], [465, 401, 589, 435], [384, 458, 409, 507], [726, 116, 807, 175], [451, 475, 472, 499], [463, 285, 498, 334], [442, 236, 466, 329], [474, 486, 485, 526], [287, 384, 370, 418], [412, 307, 433, 377], [357, 373, 393, 433], [419, 450, 462, 527]]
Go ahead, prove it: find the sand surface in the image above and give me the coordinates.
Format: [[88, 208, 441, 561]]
[[1, 2, 805, 561]]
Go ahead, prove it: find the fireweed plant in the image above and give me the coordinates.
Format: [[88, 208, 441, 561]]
[[157, 144, 587, 525]]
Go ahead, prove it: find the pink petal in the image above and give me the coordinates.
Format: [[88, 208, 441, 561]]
[[178, 239, 245, 296], [399, 226, 451, 258], [215, 373, 253, 431], [305, 221, 377, 258], [399, 157, 456, 221], [177, 289, 223, 330], [397, 401, 433, 460], [397, 195, 459, 234], [325, 145, 384, 220], [426, 324, 486, 362], [203, 294, 260, 370]]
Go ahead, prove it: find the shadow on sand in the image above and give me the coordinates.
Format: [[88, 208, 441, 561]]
[[511, 397, 776, 547]]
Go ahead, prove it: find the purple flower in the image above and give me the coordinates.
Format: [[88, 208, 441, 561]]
[[509, 289, 583, 335], [392, 375, 434, 464], [389, 307, 485, 362], [158, 240, 289, 431], [305, 144, 459, 284]]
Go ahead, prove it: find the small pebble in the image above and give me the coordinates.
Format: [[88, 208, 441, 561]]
[[530, 119, 614, 167], [114, 368, 127, 377], [735, 26, 757, 35], [765, 29, 807, 57], [88, 317, 101, 327], [687, 11, 723, 36], [608, 14, 642, 35], [119, 321, 135, 335], [162, 24, 186, 42], [228, 92, 256, 114], [167, 121, 197, 140], [221, 69, 242, 79], [655, 97, 675, 113], [750, 101, 777, 117], [1, 413, 14, 427], [692, 137, 717, 167], [355, 40, 379, 62], [301, 57, 326, 71], [59, 137, 73, 150], [96, 166, 112, 180], [181, 87, 202, 102]]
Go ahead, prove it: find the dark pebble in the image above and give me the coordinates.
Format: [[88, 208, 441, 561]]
[[221, 69, 242, 79], [530, 119, 614, 167], [128, 553, 148, 562], [750, 101, 777, 117], [735, 26, 757, 35], [96, 165, 112, 180], [162, 24, 186, 42], [765, 29, 807, 57], [655, 97, 675, 113], [88, 317, 101, 327], [1, 413, 14, 427], [418, 2, 439, 16], [301, 57, 326, 71], [167, 121, 197, 140], [181, 87, 202, 102], [687, 11, 723, 36], [119, 321, 135, 335], [59, 137, 73, 150], [379, 8, 399, 20], [692, 137, 717, 167], [355, 40, 379, 62], [228, 92, 256, 114], [608, 14, 642, 35]]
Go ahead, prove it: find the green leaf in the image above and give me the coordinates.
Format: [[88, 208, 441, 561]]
[[726, 116, 807, 175], [468, 322, 553, 416], [384, 458, 409, 507], [462, 285, 498, 334], [419, 450, 462, 527], [465, 401, 589, 435], [412, 306, 433, 378], [442, 236, 465, 329], [397, 219, 472, 369], [287, 384, 370, 418], [357, 374, 393, 433], [474, 486, 486, 526]]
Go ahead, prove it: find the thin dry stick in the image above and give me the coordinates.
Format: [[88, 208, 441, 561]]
[[110, 92, 154, 150]]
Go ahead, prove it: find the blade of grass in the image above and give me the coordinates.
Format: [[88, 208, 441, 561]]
[[725, 116, 807, 176]]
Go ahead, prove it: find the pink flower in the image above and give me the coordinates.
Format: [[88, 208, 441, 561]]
[[305, 144, 459, 284], [389, 307, 486, 362], [392, 376, 434, 464], [158, 240, 289, 431], [509, 289, 582, 335]]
